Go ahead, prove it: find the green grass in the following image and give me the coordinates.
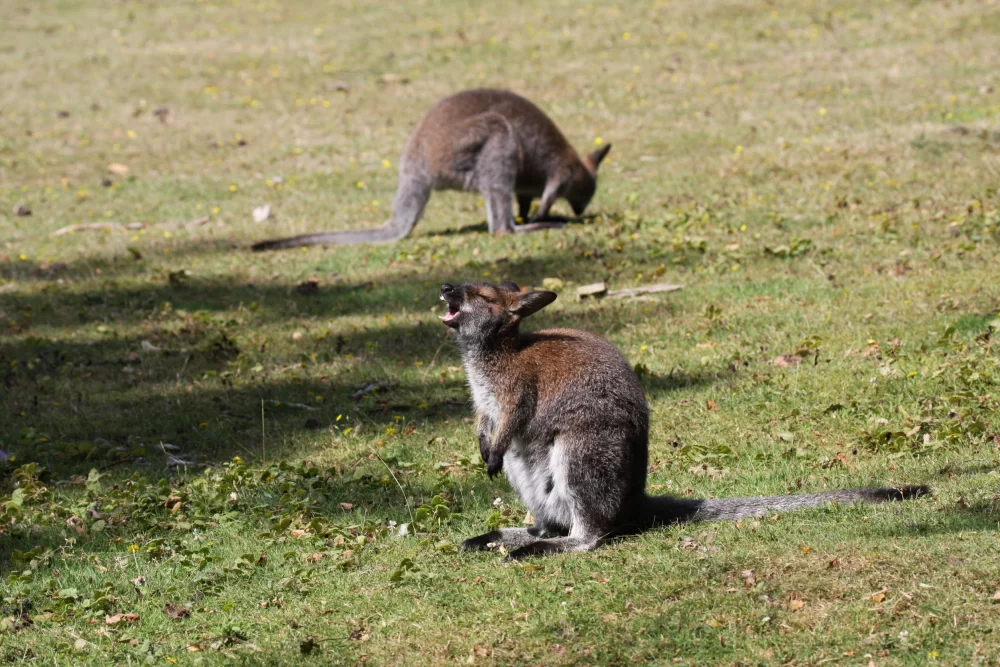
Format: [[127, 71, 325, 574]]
[[2, 0, 1000, 664]]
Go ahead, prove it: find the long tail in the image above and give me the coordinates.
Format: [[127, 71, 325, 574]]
[[643, 485, 929, 525], [251, 223, 409, 251]]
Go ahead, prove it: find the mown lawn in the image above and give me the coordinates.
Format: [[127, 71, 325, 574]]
[[2, 0, 999, 664]]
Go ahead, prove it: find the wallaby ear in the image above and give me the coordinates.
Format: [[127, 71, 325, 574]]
[[498, 280, 521, 293], [510, 290, 557, 318], [584, 143, 612, 174]]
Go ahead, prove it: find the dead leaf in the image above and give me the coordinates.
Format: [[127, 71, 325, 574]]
[[706, 399, 718, 412], [870, 589, 887, 604], [789, 599, 806, 612], [252, 205, 271, 223], [339, 503, 354, 510], [828, 557, 840, 569], [741, 570, 756, 588], [105, 613, 139, 625], [800, 545, 811, 554], [107, 163, 129, 175], [772, 354, 802, 367], [289, 529, 307, 538], [163, 604, 190, 620], [378, 73, 409, 85], [689, 464, 727, 479]]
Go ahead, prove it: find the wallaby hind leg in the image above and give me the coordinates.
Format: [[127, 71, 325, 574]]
[[507, 534, 601, 560], [460, 527, 544, 552]]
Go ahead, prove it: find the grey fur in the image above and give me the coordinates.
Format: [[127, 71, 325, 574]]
[[440, 281, 930, 560], [252, 89, 609, 251]]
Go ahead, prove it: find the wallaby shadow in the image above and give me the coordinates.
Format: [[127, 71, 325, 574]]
[[431, 213, 604, 237]]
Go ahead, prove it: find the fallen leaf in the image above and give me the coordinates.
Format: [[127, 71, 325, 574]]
[[800, 545, 811, 554], [789, 599, 806, 612], [339, 503, 354, 510], [706, 399, 718, 412], [252, 204, 271, 223], [163, 604, 190, 620], [378, 73, 409, 85], [689, 464, 727, 479], [289, 529, 307, 538], [772, 354, 802, 367], [107, 163, 129, 175], [870, 589, 887, 604], [105, 613, 140, 625], [741, 570, 756, 588]]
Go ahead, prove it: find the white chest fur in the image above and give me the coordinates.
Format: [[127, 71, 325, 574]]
[[464, 362, 501, 424]]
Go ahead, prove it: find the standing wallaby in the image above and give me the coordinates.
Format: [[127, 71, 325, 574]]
[[251, 89, 611, 251], [439, 281, 929, 559]]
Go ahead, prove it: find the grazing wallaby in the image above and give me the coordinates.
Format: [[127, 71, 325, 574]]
[[439, 281, 929, 559], [252, 89, 611, 251]]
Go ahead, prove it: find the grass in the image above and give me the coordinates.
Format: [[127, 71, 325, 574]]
[[2, 0, 1000, 663]]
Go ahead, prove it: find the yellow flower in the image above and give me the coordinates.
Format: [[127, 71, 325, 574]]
[[127, 130, 137, 139], [128, 544, 139, 553], [818, 107, 827, 116], [594, 136, 604, 146]]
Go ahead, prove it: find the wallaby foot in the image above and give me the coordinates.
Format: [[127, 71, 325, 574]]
[[460, 527, 545, 552], [506, 536, 601, 560]]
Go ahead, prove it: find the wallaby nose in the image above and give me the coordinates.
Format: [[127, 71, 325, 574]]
[[441, 284, 455, 295]]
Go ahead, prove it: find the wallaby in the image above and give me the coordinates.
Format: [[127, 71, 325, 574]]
[[251, 89, 611, 251], [439, 281, 929, 559]]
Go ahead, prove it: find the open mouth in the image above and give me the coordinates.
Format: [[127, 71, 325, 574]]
[[439, 297, 462, 326]]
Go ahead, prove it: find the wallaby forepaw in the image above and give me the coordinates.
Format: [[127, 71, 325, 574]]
[[460, 535, 496, 552], [485, 452, 504, 478]]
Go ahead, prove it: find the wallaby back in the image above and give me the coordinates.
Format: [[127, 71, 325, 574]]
[[439, 280, 930, 559], [252, 89, 610, 251]]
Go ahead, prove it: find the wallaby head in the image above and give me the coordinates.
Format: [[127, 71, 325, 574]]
[[439, 281, 557, 341], [565, 144, 612, 216]]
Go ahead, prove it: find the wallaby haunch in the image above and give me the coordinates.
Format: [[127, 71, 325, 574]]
[[252, 89, 611, 251], [440, 281, 929, 559]]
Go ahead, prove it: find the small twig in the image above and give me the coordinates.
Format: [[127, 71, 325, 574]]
[[369, 446, 416, 528], [266, 399, 317, 411], [606, 283, 684, 299], [50, 222, 145, 236]]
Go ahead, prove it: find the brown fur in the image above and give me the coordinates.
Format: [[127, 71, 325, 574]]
[[252, 89, 611, 251]]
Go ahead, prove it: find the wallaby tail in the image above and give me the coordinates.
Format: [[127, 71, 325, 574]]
[[251, 223, 409, 251], [643, 485, 929, 525]]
